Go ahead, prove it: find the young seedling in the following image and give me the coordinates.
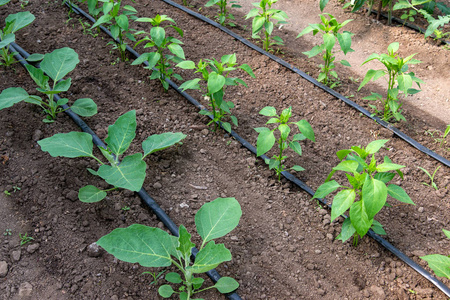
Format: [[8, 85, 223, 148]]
[[132, 15, 185, 91], [91, 0, 138, 62], [313, 139, 415, 246], [38, 110, 186, 203], [297, 13, 354, 88], [255, 106, 315, 181], [19, 233, 34, 246], [97, 197, 242, 299], [0, 11, 35, 67], [358, 42, 424, 122], [177, 54, 255, 133], [205, 0, 241, 26], [421, 229, 450, 280], [245, 0, 288, 52], [0, 47, 97, 123], [418, 165, 441, 190]]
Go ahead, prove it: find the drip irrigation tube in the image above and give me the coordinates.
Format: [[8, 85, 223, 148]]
[[7, 42, 241, 300], [158, 0, 450, 169], [61, 3, 450, 297]]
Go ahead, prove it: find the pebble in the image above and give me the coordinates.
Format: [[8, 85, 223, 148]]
[[18, 282, 32, 297], [201, 129, 209, 135], [369, 285, 385, 298], [32, 130, 43, 142], [66, 190, 78, 202], [418, 207, 424, 213], [11, 249, 21, 262], [0, 261, 8, 277], [153, 182, 162, 189], [86, 243, 103, 257], [27, 243, 39, 254], [411, 250, 426, 257]]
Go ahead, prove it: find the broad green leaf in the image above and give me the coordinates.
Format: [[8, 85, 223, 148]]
[[214, 277, 239, 293], [289, 141, 302, 156], [168, 43, 185, 59], [336, 149, 352, 160], [159, 285, 175, 298], [387, 42, 399, 53], [38, 132, 94, 158], [190, 241, 231, 273], [340, 60, 351, 67], [256, 129, 275, 156], [97, 224, 177, 267], [176, 60, 196, 69], [333, 160, 359, 174], [0, 0, 10, 6], [142, 132, 186, 158], [337, 31, 353, 55], [371, 220, 386, 235], [151, 26, 165, 48], [331, 189, 356, 221], [358, 69, 385, 90], [53, 78, 72, 93], [278, 124, 290, 140], [387, 184, 414, 204], [105, 110, 137, 156], [312, 180, 342, 199], [295, 120, 315, 142], [5, 11, 35, 33], [319, 0, 330, 11], [40, 47, 79, 82], [398, 73, 413, 94], [177, 225, 195, 262], [443, 229, 450, 239], [71, 98, 98, 117], [362, 177, 387, 220], [195, 197, 242, 245], [56, 98, 68, 106], [365, 139, 389, 155], [78, 185, 107, 203], [259, 106, 277, 117], [303, 45, 323, 58], [291, 165, 305, 172], [349, 200, 372, 238], [252, 16, 265, 34], [207, 73, 225, 94], [0, 33, 14, 48], [0, 87, 29, 110], [132, 52, 160, 69], [336, 217, 356, 242], [376, 162, 405, 172], [239, 64, 255, 78], [420, 254, 450, 279], [115, 14, 128, 31], [323, 33, 335, 52], [97, 153, 146, 191], [165, 272, 182, 284], [25, 64, 49, 89]]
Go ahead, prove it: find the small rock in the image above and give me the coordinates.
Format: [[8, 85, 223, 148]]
[[66, 190, 78, 202], [153, 182, 162, 189], [411, 250, 426, 257], [0, 261, 8, 277], [11, 250, 21, 262], [315, 249, 322, 254], [27, 243, 39, 254], [18, 282, 32, 297], [418, 207, 424, 213], [326, 233, 334, 241], [201, 129, 209, 136], [306, 263, 315, 270], [199, 149, 207, 154], [318, 209, 327, 216], [370, 285, 385, 298], [32, 130, 43, 142], [86, 243, 103, 257]]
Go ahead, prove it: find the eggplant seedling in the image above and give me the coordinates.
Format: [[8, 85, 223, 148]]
[[132, 14, 185, 91], [0, 11, 35, 67], [313, 139, 415, 246], [0, 47, 97, 123], [358, 42, 424, 122], [177, 54, 255, 133], [255, 106, 315, 181], [97, 197, 242, 299], [38, 110, 186, 203], [297, 13, 354, 88], [421, 229, 450, 280]]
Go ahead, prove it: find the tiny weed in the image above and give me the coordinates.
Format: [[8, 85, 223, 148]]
[[142, 270, 166, 285], [19, 233, 34, 246], [418, 166, 441, 190], [3, 229, 12, 236], [4, 190, 11, 196], [121, 206, 130, 211]]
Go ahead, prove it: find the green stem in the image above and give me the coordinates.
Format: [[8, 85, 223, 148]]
[[277, 138, 284, 181]]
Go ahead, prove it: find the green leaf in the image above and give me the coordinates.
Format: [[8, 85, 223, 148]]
[[259, 106, 277, 117], [158, 285, 175, 298], [371, 220, 386, 235], [337, 31, 353, 55], [176, 60, 196, 69], [336, 217, 356, 242], [78, 185, 107, 203], [97, 224, 177, 267], [52, 78, 72, 93], [312, 180, 342, 199], [207, 73, 226, 94], [289, 141, 302, 156], [40, 47, 79, 82], [177, 225, 195, 261], [150, 26, 165, 48], [319, 0, 330, 11], [239, 63, 255, 78], [278, 124, 290, 140], [420, 254, 450, 279], [291, 165, 305, 172], [115, 14, 128, 31], [178, 78, 201, 91], [387, 184, 414, 204], [374, 172, 395, 183], [295, 120, 315, 142], [5, 11, 35, 33], [190, 241, 231, 273], [165, 272, 182, 284], [340, 60, 351, 67], [358, 69, 385, 91], [25, 64, 49, 89], [195, 197, 242, 245], [56, 98, 69, 106], [365, 139, 389, 155], [132, 52, 160, 69], [105, 110, 136, 156], [0, 33, 14, 49], [0, 87, 29, 110], [349, 200, 372, 238], [71, 98, 98, 117], [362, 177, 387, 220], [331, 189, 356, 221], [26, 53, 44, 62], [376, 162, 405, 172], [97, 153, 146, 192], [168, 43, 185, 59], [333, 160, 359, 174], [256, 129, 275, 156], [38, 132, 94, 158], [323, 33, 336, 52], [142, 132, 186, 158], [214, 277, 239, 293], [303, 45, 323, 58]]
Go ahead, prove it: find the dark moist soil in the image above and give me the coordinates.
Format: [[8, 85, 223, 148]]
[[0, 0, 449, 299]]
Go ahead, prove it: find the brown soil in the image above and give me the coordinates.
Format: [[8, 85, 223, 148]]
[[0, 0, 449, 299]]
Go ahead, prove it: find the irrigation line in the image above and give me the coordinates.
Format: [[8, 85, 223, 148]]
[[159, 0, 450, 169], [60, 3, 450, 297], [7, 42, 241, 300]]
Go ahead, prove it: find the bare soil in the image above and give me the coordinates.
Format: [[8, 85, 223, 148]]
[[0, 0, 449, 299]]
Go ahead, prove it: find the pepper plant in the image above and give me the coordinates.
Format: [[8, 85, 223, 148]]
[[132, 14, 185, 91], [421, 229, 450, 280], [38, 110, 186, 202], [91, 0, 137, 62], [313, 139, 415, 246], [255, 106, 315, 181], [97, 197, 242, 299], [205, 0, 241, 26], [0, 47, 97, 122], [177, 54, 255, 133], [0, 11, 35, 67], [245, 0, 288, 52], [297, 13, 354, 88], [358, 42, 424, 122]]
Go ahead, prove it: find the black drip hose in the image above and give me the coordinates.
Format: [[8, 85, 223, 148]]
[[159, 0, 450, 169], [61, 3, 450, 297], [7, 42, 241, 300]]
